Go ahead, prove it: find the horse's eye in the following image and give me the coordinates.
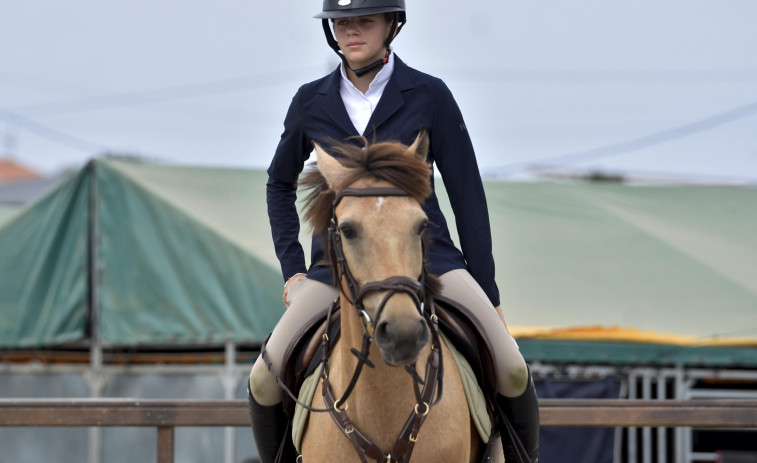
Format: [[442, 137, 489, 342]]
[[417, 221, 428, 236], [340, 224, 358, 240]]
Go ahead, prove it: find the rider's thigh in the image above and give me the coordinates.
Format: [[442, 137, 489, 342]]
[[439, 269, 528, 396], [249, 278, 337, 404], [257, 278, 338, 372]]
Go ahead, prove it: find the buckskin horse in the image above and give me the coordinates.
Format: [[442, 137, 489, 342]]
[[286, 129, 498, 462]]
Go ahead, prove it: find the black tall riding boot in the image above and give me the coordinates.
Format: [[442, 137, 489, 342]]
[[247, 384, 298, 463], [496, 368, 540, 463]]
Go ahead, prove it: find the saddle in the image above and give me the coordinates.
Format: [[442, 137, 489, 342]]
[[274, 295, 498, 424]]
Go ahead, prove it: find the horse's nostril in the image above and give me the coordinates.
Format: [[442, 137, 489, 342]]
[[375, 321, 391, 342]]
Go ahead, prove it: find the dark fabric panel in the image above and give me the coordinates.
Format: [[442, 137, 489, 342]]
[[535, 377, 621, 463]]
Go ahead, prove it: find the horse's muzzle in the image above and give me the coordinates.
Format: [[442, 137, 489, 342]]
[[375, 316, 429, 366]]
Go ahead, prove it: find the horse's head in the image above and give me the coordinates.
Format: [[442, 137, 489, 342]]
[[301, 129, 439, 366]]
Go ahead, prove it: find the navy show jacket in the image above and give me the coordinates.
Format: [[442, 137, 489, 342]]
[[266, 55, 500, 306]]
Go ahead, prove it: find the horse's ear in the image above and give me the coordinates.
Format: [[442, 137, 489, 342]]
[[315, 142, 350, 189], [408, 127, 430, 161]]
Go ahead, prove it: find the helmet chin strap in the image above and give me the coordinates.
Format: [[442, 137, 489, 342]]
[[350, 49, 390, 78], [321, 13, 404, 78]]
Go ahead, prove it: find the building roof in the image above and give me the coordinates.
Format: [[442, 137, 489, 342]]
[[0, 159, 41, 183]]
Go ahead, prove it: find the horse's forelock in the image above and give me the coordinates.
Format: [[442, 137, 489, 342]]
[[334, 139, 432, 203], [300, 138, 432, 234]]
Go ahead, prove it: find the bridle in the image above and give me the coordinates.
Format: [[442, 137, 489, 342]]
[[319, 186, 445, 462], [329, 187, 425, 337]]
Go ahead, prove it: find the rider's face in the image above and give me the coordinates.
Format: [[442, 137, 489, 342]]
[[333, 14, 392, 69]]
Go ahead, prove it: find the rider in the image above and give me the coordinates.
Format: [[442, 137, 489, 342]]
[[249, 1, 540, 462]]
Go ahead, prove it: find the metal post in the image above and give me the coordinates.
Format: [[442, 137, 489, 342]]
[[657, 370, 667, 463], [613, 377, 628, 463], [681, 371, 696, 463], [673, 365, 686, 463], [87, 161, 104, 463], [628, 370, 637, 463], [87, 345, 104, 463], [681, 371, 695, 463], [224, 340, 237, 463], [642, 371, 652, 463]]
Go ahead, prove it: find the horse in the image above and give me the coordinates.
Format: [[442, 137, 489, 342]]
[[294, 129, 491, 462]]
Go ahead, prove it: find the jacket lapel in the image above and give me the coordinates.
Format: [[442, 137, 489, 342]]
[[317, 67, 359, 137], [364, 55, 414, 135]]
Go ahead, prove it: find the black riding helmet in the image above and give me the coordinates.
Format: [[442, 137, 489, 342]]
[[314, 0, 407, 78]]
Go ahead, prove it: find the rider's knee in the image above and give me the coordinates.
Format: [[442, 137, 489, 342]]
[[249, 357, 280, 405], [509, 363, 529, 395], [501, 362, 529, 397]]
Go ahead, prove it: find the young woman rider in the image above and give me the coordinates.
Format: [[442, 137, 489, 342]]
[[248, 1, 539, 462]]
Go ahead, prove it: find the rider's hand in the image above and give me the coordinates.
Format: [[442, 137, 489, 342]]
[[282, 273, 306, 309]]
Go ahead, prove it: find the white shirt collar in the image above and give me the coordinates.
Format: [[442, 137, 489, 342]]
[[339, 53, 395, 135]]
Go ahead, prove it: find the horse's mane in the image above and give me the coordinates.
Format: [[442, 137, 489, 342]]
[[299, 136, 441, 297]]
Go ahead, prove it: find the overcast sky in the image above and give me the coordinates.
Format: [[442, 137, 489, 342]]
[[2, 0, 756, 183]]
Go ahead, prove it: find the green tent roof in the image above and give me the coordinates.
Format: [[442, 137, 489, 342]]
[[447, 182, 757, 338], [437, 181, 757, 366], [0, 205, 19, 225], [2, 159, 756, 366], [0, 159, 283, 347]]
